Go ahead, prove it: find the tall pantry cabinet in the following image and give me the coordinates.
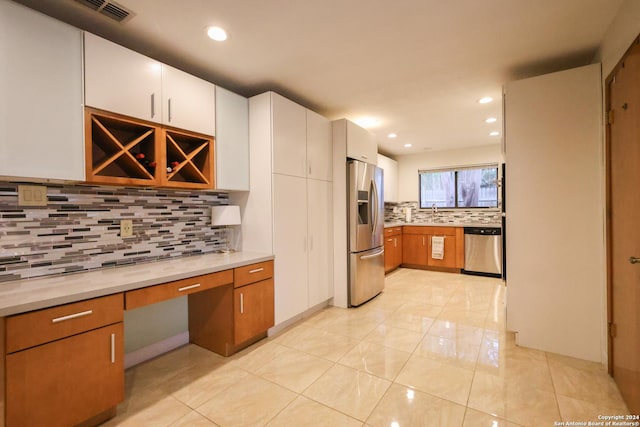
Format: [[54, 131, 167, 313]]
[[244, 92, 333, 327]]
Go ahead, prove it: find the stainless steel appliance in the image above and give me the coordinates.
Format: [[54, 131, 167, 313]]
[[348, 160, 385, 306], [462, 227, 502, 278]]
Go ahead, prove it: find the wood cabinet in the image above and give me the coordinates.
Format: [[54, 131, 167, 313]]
[[215, 87, 249, 191], [84, 33, 215, 136], [402, 226, 464, 270], [85, 108, 214, 189], [384, 227, 403, 273], [4, 294, 124, 427], [188, 261, 274, 356], [0, 0, 84, 181]]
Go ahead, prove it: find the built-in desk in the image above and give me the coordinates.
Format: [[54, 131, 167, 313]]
[[0, 252, 274, 427]]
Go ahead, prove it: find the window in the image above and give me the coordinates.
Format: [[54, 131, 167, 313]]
[[419, 165, 499, 209]]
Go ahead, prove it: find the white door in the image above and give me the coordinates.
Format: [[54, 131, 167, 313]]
[[162, 65, 215, 136], [306, 109, 332, 181], [307, 179, 334, 306], [215, 87, 249, 191], [272, 174, 309, 324], [271, 93, 307, 178], [84, 32, 162, 122], [0, 1, 84, 181]]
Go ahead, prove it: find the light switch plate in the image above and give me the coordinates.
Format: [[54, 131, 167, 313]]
[[120, 219, 133, 238], [17, 185, 48, 207]]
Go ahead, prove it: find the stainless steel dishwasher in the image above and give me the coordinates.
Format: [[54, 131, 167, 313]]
[[462, 227, 502, 278]]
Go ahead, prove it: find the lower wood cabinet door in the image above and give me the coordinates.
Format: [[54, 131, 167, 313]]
[[427, 235, 457, 269], [234, 278, 274, 344], [402, 234, 428, 266], [6, 322, 124, 427]]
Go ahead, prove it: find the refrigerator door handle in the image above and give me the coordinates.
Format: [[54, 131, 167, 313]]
[[360, 249, 385, 260], [370, 179, 379, 235]]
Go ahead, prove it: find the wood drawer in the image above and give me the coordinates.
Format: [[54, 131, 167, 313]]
[[384, 227, 402, 237], [6, 293, 124, 353], [234, 261, 274, 288], [125, 269, 233, 309], [403, 225, 457, 236]]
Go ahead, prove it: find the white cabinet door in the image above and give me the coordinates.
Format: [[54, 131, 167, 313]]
[[307, 179, 333, 306], [84, 32, 162, 123], [306, 109, 332, 181], [271, 93, 307, 177], [0, 1, 84, 181], [215, 87, 249, 191], [346, 120, 378, 164], [162, 65, 215, 136], [273, 174, 309, 324], [377, 154, 398, 203]]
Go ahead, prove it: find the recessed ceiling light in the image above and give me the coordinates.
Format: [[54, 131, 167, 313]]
[[354, 117, 381, 128], [207, 26, 228, 41], [485, 117, 497, 123], [489, 131, 500, 136], [478, 97, 493, 104], [388, 133, 397, 138], [403, 143, 412, 148]]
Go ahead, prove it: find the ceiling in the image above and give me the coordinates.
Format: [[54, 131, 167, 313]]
[[14, 0, 622, 156]]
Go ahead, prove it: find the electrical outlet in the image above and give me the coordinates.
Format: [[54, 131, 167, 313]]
[[18, 185, 48, 207], [120, 219, 133, 238]]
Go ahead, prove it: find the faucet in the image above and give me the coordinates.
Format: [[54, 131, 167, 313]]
[[431, 204, 438, 222]]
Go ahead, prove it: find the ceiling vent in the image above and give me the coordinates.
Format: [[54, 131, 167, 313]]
[[73, 0, 134, 23]]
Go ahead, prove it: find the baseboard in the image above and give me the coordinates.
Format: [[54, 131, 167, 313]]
[[268, 299, 332, 337], [124, 331, 190, 369]]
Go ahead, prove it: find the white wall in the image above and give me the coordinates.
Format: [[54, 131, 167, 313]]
[[504, 64, 604, 362], [395, 145, 503, 202], [595, 0, 640, 78]]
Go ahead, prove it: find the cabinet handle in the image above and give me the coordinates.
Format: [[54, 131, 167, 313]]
[[178, 283, 201, 292], [387, 238, 393, 242], [240, 293, 244, 314], [168, 98, 172, 122], [249, 267, 264, 274], [361, 155, 368, 159], [110, 333, 115, 364], [308, 163, 312, 176], [422, 236, 426, 246], [52, 310, 93, 323], [151, 93, 155, 118], [394, 238, 397, 248]]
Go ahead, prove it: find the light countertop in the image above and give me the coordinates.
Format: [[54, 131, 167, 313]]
[[385, 222, 502, 228], [0, 251, 274, 317]]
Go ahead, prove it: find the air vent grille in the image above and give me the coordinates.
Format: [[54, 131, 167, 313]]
[[73, 0, 133, 23]]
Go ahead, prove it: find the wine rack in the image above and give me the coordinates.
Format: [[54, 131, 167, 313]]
[[85, 108, 214, 189], [162, 129, 214, 189]]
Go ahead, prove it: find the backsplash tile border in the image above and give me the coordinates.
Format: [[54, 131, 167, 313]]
[[385, 201, 501, 224], [0, 182, 230, 282]]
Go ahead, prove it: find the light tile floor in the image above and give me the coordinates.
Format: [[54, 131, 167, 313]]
[[103, 269, 631, 426]]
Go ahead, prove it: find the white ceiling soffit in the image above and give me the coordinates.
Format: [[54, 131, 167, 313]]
[[15, 0, 624, 155]]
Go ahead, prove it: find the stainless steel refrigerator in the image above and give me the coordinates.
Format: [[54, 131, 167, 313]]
[[348, 159, 385, 306]]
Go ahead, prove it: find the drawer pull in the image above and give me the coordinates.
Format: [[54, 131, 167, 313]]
[[51, 310, 93, 323], [249, 268, 264, 274], [110, 333, 116, 364], [178, 283, 201, 292]]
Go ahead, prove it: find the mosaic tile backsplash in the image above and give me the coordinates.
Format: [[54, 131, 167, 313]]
[[385, 201, 501, 224], [0, 182, 230, 282]]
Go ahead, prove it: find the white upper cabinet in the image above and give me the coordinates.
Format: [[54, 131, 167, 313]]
[[84, 32, 162, 123], [84, 33, 215, 136], [306, 109, 332, 181], [271, 93, 307, 177], [345, 120, 377, 164], [161, 65, 215, 136], [377, 154, 399, 203], [0, 0, 84, 181], [215, 87, 249, 191]]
